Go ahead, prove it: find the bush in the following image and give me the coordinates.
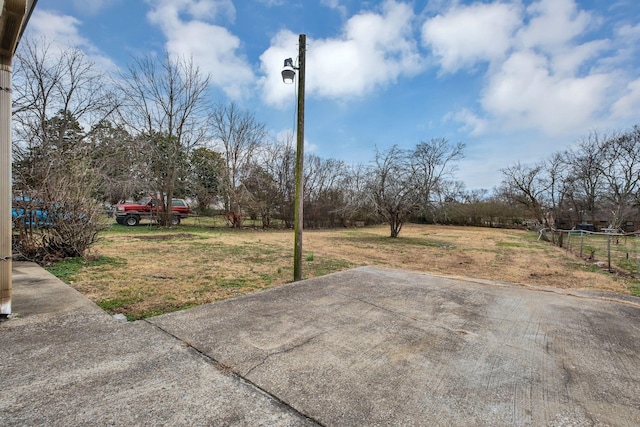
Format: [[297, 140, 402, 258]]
[[13, 194, 106, 262], [13, 166, 108, 264]]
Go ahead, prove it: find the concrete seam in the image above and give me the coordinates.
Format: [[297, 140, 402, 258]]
[[144, 319, 325, 427], [244, 332, 324, 377]]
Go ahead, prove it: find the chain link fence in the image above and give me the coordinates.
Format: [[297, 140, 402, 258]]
[[547, 229, 640, 276]]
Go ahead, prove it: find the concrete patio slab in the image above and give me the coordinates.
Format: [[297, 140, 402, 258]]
[[150, 267, 640, 426], [3, 262, 640, 426]]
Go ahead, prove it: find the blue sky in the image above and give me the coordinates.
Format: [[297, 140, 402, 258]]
[[22, 0, 640, 191]]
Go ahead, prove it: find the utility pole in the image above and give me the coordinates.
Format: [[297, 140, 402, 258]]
[[293, 34, 306, 282]]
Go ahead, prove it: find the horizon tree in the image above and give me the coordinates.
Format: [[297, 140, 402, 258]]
[[209, 102, 267, 227], [11, 37, 115, 260], [411, 138, 465, 221], [116, 52, 210, 225], [367, 145, 419, 238]]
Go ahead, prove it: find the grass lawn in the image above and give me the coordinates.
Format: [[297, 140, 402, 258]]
[[48, 221, 640, 320]]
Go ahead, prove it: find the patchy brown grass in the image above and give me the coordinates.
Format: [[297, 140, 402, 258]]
[[65, 223, 638, 319]]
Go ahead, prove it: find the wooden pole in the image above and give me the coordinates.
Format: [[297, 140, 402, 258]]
[[293, 34, 305, 281]]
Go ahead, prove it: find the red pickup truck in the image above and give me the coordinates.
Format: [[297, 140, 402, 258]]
[[114, 197, 190, 226]]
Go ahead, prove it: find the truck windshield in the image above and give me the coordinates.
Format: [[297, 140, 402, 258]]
[[138, 197, 152, 205]]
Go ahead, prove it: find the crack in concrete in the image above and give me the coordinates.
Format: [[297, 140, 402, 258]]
[[244, 333, 325, 378], [145, 320, 325, 427], [331, 290, 462, 335]]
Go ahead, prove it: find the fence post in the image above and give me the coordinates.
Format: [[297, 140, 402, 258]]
[[607, 233, 612, 272], [636, 235, 640, 277], [580, 231, 584, 258]]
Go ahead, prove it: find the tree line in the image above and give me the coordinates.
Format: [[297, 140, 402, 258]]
[[10, 38, 466, 255], [498, 127, 640, 232], [10, 38, 639, 260]]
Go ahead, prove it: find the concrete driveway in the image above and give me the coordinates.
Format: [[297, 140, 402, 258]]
[[3, 263, 640, 426]]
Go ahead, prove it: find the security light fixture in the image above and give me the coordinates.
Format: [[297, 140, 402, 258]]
[[281, 58, 296, 84]]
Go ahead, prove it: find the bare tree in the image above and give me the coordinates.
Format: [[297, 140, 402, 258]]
[[500, 162, 550, 227], [209, 102, 266, 227], [262, 137, 296, 228], [411, 138, 465, 220], [564, 131, 607, 224], [116, 52, 210, 225], [597, 127, 640, 229], [11, 38, 114, 260], [188, 147, 225, 214], [242, 163, 280, 227], [340, 163, 378, 225], [367, 145, 419, 238], [13, 37, 117, 189], [303, 154, 349, 228], [543, 152, 570, 228]]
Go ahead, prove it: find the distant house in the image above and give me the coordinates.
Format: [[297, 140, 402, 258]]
[[555, 208, 640, 233]]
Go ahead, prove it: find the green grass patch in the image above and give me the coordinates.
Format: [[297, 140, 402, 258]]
[[46, 256, 125, 282], [343, 233, 454, 249], [218, 277, 252, 289], [496, 241, 527, 248], [586, 264, 600, 273], [97, 296, 143, 311], [615, 257, 640, 275], [127, 302, 201, 321], [306, 258, 355, 277]]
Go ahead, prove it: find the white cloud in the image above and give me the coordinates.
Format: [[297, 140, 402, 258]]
[[447, 109, 489, 136], [481, 51, 611, 134], [255, 0, 286, 6], [549, 39, 610, 76], [147, 0, 235, 22], [260, 0, 423, 107], [258, 31, 300, 107], [147, 0, 253, 99], [321, 0, 347, 18], [28, 10, 87, 47], [422, 0, 628, 137], [609, 22, 640, 68], [25, 10, 116, 71], [421, 2, 522, 73], [516, 0, 594, 52], [617, 22, 640, 40], [612, 78, 640, 118]]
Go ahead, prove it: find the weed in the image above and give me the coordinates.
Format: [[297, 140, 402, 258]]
[[587, 264, 600, 272], [306, 253, 315, 262]]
